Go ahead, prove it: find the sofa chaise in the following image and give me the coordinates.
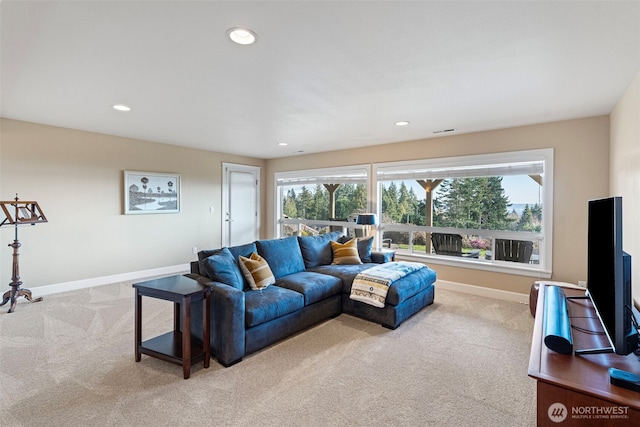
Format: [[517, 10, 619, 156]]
[[188, 232, 436, 366]]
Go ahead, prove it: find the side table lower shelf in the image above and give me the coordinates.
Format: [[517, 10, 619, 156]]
[[139, 331, 206, 366]]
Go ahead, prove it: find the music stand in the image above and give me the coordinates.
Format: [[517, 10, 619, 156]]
[[0, 194, 47, 313]]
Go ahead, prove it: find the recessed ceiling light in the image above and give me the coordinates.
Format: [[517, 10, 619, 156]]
[[278, 142, 288, 146], [227, 27, 257, 45], [395, 121, 410, 126], [112, 104, 131, 112]]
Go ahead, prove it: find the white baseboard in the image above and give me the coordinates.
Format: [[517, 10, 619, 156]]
[[32, 264, 190, 297], [435, 279, 529, 304], [30, 266, 529, 305]]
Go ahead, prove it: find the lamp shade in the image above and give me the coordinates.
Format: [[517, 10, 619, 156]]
[[356, 213, 377, 225]]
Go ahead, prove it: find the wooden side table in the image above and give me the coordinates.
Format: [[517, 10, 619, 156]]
[[133, 275, 211, 379]]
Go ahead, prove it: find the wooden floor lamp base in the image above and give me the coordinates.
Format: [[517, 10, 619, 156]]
[[0, 285, 43, 313]]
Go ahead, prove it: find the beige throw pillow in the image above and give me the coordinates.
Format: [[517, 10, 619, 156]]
[[330, 239, 363, 265], [238, 253, 275, 290]]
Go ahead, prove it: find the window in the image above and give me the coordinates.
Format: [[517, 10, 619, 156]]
[[275, 165, 370, 238], [373, 149, 553, 277]]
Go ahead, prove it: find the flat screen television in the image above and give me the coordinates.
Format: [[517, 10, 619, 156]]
[[586, 196, 638, 355]]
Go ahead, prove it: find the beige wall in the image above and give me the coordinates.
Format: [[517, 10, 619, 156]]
[[0, 119, 265, 287], [0, 114, 615, 296], [610, 69, 640, 306], [267, 116, 611, 295]]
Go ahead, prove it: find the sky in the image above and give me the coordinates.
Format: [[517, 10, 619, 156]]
[[410, 175, 542, 206], [500, 175, 542, 205]]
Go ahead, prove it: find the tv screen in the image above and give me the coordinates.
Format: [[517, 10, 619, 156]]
[[587, 196, 637, 355]]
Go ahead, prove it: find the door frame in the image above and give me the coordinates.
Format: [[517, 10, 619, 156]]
[[221, 162, 261, 246]]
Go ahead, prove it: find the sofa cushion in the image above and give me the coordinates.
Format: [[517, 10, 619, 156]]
[[227, 242, 258, 261], [338, 235, 374, 263], [384, 266, 437, 306], [308, 264, 375, 293], [238, 253, 276, 290], [244, 285, 305, 328], [276, 271, 343, 305], [298, 231, 343, 268], [256, 236, 306, 279], [199, 242, 258, 264], [197, 248, 223, 278], [310, 263, 437, 306], [330, 239, 363, 265], [356, 236, 374, 262], [201, 247, 245, 290], [197, 242, 257, 288]]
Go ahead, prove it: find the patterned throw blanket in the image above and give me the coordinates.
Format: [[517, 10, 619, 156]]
[[350, 262, 425, 308]]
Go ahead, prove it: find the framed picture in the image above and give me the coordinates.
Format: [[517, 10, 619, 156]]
[[124, 171, 181, 214]]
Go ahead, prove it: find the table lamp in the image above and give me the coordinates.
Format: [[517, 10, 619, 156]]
[[356, 213, 377, 238]]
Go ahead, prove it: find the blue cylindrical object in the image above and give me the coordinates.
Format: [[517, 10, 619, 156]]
[[542, 285, 573, 354]]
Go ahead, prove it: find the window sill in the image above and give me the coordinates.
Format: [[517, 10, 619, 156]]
[[396, 252, 552, 279]]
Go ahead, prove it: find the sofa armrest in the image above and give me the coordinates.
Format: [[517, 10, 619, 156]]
[[371, 250, 396, 264], [188, 274, 246, 367], [190, 260, 201, 275]]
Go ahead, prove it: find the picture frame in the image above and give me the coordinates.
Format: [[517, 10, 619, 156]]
[[124, 171, 181, 214]]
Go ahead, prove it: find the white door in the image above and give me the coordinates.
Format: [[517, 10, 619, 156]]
[[222, 163, 260, 246]]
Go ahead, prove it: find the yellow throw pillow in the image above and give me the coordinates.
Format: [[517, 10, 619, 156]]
[[330, 239, 363, 265], [238, 253, 275, 290]]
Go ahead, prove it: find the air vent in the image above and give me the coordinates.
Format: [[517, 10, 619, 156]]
[[433, 128, 456, 134]]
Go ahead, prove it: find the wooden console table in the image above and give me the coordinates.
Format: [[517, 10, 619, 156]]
[[529, 284, 640, 426], [134, 275, 210, 379]]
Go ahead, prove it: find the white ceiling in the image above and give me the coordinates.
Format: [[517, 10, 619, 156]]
[[2, 1, 639, 159]]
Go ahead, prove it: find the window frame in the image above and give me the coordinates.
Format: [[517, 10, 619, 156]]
[[272, 149, 553, 278], [373, 149, 553, 278], [274, 164, 371, 236]]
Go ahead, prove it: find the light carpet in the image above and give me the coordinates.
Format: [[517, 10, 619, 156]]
[[0, 281, 536, 426]]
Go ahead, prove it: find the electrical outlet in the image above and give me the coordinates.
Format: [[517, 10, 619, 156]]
[[192, 246, 198, 254], [578, 280, 587, 288]]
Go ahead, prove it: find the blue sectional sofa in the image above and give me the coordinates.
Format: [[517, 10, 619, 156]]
[[188, 232, 436, 367]]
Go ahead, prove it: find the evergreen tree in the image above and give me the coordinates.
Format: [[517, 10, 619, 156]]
[[379, 181, 425, 224], [531, 203, 542, 222], [335, 184, 367, 219], [397, 182, 411, 223], [296, 186, 313, 219], [415, 199, 427, 226], [310, 184, 328, 219], [283, 189, 297, 218], [381, 182, 399, 223], [354, 184, 368, 215], [282, 176, 524, 233], [482, 177, 512, 229], [433, 177, 512, 229], [335, 184, 354, 219], [516, 203, 542, 232], [280, 183, 369, 223]]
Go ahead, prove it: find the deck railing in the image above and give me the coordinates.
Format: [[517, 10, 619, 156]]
[[278, 217, 547, 275]]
